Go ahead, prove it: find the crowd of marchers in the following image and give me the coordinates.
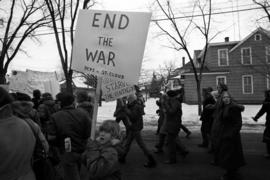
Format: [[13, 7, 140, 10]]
[[0, 82, 270, 180]]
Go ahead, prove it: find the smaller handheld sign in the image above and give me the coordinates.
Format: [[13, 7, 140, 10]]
[[72, 10, 152, 85], [102, 77, 135, 101]]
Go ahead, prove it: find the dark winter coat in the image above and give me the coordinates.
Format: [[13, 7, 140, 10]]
[[254, 101, 270, 143], [211, 98, 244, 151], [200, 95, 216, 132], [83, 139, 121, 180], [48, 106, 91, 153], [0, 104, 36, 180], [163, 97, 182, 134], [77, 101, 94, 119], [126, 100, 145, 131], [216, 103, 246, 170]]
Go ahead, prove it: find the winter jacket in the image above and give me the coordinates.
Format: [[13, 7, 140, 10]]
[[83, 139, 121, 180], [126, 100, 145, 131], [254, 101, 270, 142], [12, 101, 49, 153], [48, 106, 91, 153], [163, 97, 182, 134], [0, 104, 36, 180], [200, 95, 216, 122], [216, 103, 245, 169], [77, 101, 94, 119]]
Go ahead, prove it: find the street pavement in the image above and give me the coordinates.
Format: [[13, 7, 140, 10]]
[[120, 130, 270, 180]]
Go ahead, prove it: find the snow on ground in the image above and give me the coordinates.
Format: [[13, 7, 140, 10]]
[[97, 98, 266, 133]]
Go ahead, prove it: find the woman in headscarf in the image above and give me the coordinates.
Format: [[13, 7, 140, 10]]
[[215, 91, 245, 180]]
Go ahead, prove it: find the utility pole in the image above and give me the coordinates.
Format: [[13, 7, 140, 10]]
[[236, 0, 241, 40]]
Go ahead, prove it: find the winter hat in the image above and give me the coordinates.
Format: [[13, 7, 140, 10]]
[[58, 92, 74, 107]]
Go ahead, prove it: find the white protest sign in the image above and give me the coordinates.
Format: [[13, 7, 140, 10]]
[[9, 70, 60, 97], [72, 10, 152, 85], [102, 77, 135, 101], [9, 71, 29, 95]]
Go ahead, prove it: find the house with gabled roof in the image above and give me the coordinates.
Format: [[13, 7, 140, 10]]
[[180, 27, 270, 104]]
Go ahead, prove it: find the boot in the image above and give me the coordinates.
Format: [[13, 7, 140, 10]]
[[144, 155, 156, 168]]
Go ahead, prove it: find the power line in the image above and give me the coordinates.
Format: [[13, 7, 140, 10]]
[[0, 5, 267, 39], [151, 6, 267, 21], [152, 3, 257, 19]]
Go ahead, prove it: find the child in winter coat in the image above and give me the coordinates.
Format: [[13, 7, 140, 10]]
[[83, 120, 123, 180]]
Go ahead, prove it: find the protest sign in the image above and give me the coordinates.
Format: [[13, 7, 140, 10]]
[[9, 70, 60, 97], [9, 71, 29, 95], [102, 77, 135, 101], [72, 9, 152, 85]]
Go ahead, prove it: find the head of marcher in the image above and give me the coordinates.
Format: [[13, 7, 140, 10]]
[[221, 91, 232, 106], [76, 91, 88, 103], [12, 92, 34, 118], [217, 83, 228, 95], [0, 87, 14, 108], [41, 92, 54, 103], [58, 92, 75, 108], [127, 93, 137, 104], [203, 87, 213, 99], [97, 120, 121, 145], [33, 89, 41, 99]]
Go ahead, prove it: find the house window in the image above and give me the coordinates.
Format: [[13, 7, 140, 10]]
[[266, 46, 270, 64], [242, 75, 253, 94], [241, 47, 252, 65], [218, 49, 229, 66], [216, 76, 227, 86], [254, 34, 262, 41]]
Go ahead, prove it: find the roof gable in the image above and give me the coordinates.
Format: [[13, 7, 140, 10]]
[[230, 27, 270, 52]]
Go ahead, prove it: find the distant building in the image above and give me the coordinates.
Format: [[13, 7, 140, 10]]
[[178, 27, 270, 104]]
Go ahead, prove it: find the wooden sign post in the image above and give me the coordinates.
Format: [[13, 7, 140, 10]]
[[90, 76, 102, 140]]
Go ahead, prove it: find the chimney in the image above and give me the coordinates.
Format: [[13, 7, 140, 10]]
[[225, 37, 229, 42], [182, 57, 185, 66]]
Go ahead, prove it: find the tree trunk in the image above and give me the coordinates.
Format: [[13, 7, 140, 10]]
[[196, 80, 202, 115], [65, 74, 73, 94], [0, 72, 6, 84]]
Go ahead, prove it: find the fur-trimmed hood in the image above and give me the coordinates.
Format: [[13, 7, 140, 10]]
[[12, 101, 34, 119]]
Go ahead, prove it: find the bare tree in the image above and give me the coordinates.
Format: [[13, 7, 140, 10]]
[[253, 0, 270, 23], [157, 60, 177, 85], [44, 0, 96, 93], [0, 0, 52, 84], [153, 0, 213, 114], [252, 1, 270, 81]]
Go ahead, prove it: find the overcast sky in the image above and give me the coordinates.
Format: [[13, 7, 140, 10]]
[[8, 0, 268, 76]]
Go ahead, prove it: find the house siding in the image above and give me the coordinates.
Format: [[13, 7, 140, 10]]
[[183, 72, 265, 104], [183, 28, 270, 104]]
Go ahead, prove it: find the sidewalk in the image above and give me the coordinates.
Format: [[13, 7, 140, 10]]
[[120, 130, 270, 180]]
